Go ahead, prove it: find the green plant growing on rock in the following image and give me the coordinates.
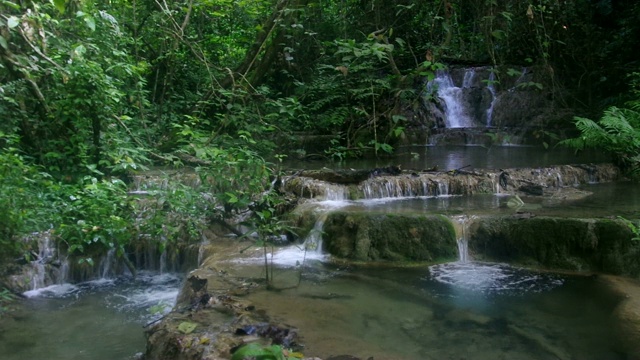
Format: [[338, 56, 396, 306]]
[[618, 217, 640, 241]]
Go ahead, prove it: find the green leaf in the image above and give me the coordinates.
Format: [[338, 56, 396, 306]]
[[74, 44, 86, 57], [1, 1, 20, 10], [7, 16, 19, 29], [491, 30, 504, 40], [231, 343, 284, 360], [84, 16, 96, 31], [52, 0, 66, 14], [177, 321, 197, 334], [0, 36, 7, 50]]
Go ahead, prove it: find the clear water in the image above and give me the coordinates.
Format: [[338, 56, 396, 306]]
[[243, 262, 621, 360], [283, 145, 611, 172], [0, 272, 181, 360]]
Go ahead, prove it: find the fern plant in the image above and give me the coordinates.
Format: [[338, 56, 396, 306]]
[[560, 106, 640, 177]]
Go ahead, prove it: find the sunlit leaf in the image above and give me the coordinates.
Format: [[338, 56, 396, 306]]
[[74, 44, 86, 57], [178, 321, 197, 334], [53, 0, 66, 14], [84, 16, 96, 31], [7, 16, 19, 29]]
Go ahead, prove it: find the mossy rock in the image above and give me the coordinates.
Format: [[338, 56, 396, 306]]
[[470, 216, 640, 275], [323, 211, 457, 262]]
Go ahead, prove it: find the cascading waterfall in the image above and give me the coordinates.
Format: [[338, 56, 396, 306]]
[[429, 70, 475, 128], [27, 231, 70, 290], [452, 215, 471, 262], [303, 213, 328, 254], [436, 180, 449, 196], [486, 71, 497, 126], [238, 210, 330, 267], [99, 248, 117, 278], [427, 67, 504, 130], [360, 177, 450, 199], [159, 249, 167, 274], [325, 184, 348, 201]]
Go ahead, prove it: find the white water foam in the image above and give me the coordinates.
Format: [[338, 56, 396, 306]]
[[23, 283, 80, 298], [486, 70, 497, 126], [23, 272, 182, 317], [428, 262, 564, 295], [233, 244, 328, 268], [428, 70, 476, 128]]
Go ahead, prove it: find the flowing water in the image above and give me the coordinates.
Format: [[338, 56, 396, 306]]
[[0, 140, 634, 360], [291, 181, 640, 219], [229, 179, 640, 359], [428, 70, 478, 128], [0, 272, 181, 360]]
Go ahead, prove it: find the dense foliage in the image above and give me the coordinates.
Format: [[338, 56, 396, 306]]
[[560, 73, 640, 177], [0, 0, 639, 263]]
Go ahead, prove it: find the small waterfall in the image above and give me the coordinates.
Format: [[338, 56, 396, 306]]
[[99, 248, 117, 278], [26, 231, 70, 290], [457, 238, 469, 263], [486, 71, 497, 126], [556, 172, 564, 187], [325, 184, 348, 201], [436, 180, 449, 196], [429, 70, 475, 128], [450, 215, 472, 262], [30, 263, 46, 290], [197, 237, 209, 266], [304, 213, 328, 254], [159, 249, 167, 274], [462, 68, 476, 87]]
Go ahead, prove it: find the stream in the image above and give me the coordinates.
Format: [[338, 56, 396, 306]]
[[0, 272, 181, 360], [0, 146, 635, 359], [230, 259, 621, 360]]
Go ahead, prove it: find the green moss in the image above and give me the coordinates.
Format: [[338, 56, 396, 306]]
[[470, 216, 640, 276], [323, 211, 457, 262]]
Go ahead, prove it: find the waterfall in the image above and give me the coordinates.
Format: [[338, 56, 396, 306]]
[[429, 70, 475, 128], [197, 237, 209, 266], [457, 238, 469, 263], [325, 184, 348, 201], [99, 248, 117, 278], [26, 231, 70, 290], [436, 180, 449, 196], [450, 215, 472, 262], [304, 213, 328, 254], [159, 249, 167, 274], [486, 71, 497, 126]]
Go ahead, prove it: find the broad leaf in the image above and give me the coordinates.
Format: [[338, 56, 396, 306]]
[[53, 0, 66, 14], [7, 16, 19, 29], [177, 321, 197, 334], [84, 16, 96, 31]]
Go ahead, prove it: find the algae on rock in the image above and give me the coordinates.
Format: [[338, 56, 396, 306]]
[[323, 211, 457, 262], [470, 216, 640, 275]]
